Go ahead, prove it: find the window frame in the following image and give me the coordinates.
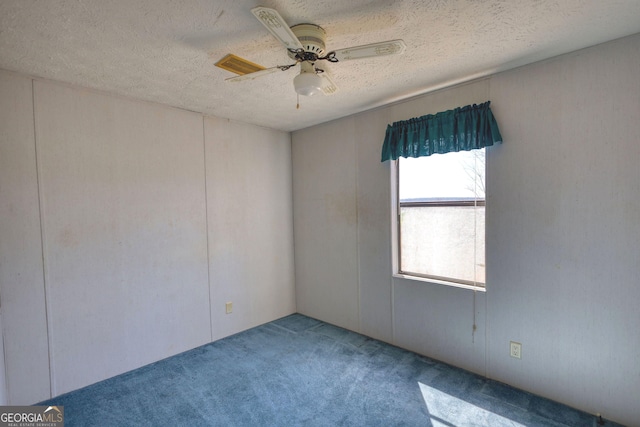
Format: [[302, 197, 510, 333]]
[[390, 157, 487, 292]]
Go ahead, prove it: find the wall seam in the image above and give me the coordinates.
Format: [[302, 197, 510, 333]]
[[354, 121, 362, 333], [31, 79, 54, 399], [484, 77, 492, 380], [0, 331, 7, 403], [288, 132, 297, 314], [390, 162, 397, 345], [202, 116, 213, 343]]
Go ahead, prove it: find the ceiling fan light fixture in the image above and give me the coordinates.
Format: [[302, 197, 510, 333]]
[[231, 7, 407, 97], [294, 71, 323, 96]]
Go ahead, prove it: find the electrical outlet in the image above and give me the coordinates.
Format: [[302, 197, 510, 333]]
[[510, 341, 522, 359], [225, 302, 233, 314]]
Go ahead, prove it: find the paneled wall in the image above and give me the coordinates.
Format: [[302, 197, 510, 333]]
[[205, 117, 295, 341], [292, 34, 640, 425], [0, 71, 295, 403], [0, 72, 50, 404], [292, 121, 359, 329], [33, 80, 211, 396], [487, 34, 640, 422]]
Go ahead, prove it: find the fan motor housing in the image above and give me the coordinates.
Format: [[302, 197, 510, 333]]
[[288, 24, 326, 59]]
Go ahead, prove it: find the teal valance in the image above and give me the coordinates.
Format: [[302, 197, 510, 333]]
[[381, 101, 502, 162]]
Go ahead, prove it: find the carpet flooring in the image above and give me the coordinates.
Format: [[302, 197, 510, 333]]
[[40, 314, 622, 426]]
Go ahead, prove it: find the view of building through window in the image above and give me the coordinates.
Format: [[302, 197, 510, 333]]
[[398, 148, 485, 286]]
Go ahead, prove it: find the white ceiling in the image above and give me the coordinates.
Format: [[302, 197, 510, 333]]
[[2, 0, 640, 132]]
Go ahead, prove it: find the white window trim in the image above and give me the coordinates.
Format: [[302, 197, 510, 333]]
[[390, 159, 486, 292]]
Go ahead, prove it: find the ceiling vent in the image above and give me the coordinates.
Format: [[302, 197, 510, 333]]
[[215, 54, 265, 75]]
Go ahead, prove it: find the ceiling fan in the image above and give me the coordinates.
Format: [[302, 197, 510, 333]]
[[217, 6, 406, 97]]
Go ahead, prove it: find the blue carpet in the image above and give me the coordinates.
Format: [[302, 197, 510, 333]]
[[40, 314, 622, 426]]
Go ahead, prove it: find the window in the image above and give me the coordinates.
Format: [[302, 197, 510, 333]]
[[394, 148, 486, 288]]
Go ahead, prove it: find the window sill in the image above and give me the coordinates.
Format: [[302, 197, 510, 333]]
[[392, 273, 486, 292]]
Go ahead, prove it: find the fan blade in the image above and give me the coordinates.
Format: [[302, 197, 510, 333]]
[[225, 66, 283, 82], [331, 39, 406, 62], [320, 73, 339, 95], [251, 7, 303, 51]]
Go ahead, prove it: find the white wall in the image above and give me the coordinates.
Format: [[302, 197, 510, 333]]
[[487, 34, 640, 423], [0, 72, 51, 403], [205, 117, 295, 341], [292, 121, 360, 329], [34, 80, 212, 396], [292, 34, 640, 426], [0, 70, 295, 403]]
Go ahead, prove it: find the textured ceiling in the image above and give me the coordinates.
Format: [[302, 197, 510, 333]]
[[1, 0, 640, 132]]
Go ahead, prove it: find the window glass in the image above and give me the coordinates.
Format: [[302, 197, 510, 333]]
[[399, 150, 485, 201], [397, 149, 485, 286]]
